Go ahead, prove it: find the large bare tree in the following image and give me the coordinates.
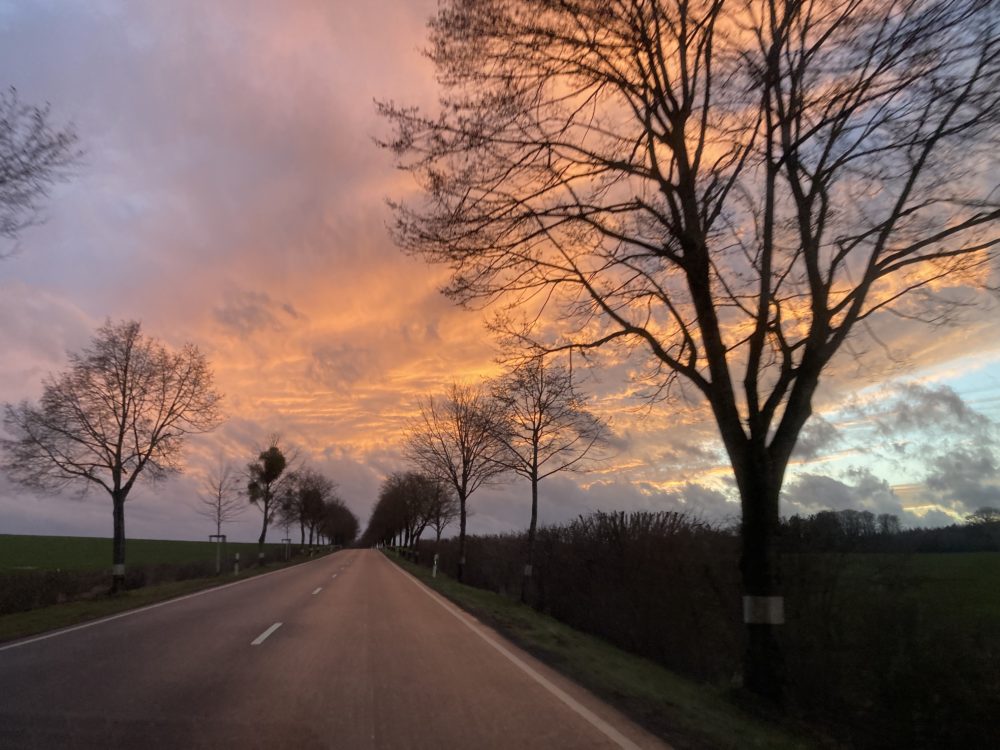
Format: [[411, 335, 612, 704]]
[[381, 0, 1000, 698], [1, 320, 223, 591], [491, 361, 607, 600], [404, 382, 507, 580], [1, 86, 79, 254]]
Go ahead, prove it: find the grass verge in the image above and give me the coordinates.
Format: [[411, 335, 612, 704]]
[[386, 552, 828, 750], [0, 553, 330, 645]]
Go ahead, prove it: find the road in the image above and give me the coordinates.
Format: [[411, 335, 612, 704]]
[[0, 549, 667, 749]]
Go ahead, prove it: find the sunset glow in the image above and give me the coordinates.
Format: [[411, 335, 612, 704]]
[[1, 0, 997, 543]]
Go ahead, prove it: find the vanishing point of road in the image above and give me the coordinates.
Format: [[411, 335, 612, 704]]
[[0, 549, 667, 749]]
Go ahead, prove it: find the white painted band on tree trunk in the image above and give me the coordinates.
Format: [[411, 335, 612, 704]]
[[112, 564, 125, 576], [742, 596, 784, 624]]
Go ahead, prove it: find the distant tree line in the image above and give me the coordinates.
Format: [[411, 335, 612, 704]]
[[362, 360, 608, 590], [362, 471, 458, 549], [782, 507, 1000, 553], [245, 436, 359, 550]]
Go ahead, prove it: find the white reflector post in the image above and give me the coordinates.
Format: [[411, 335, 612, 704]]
[[743, 596, 785, 624]]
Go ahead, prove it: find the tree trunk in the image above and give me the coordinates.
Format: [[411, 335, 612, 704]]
[[737, 461, 784, 702], [521, 472, 539, 603], [258, 498, 268, 551], [457, 494, 468, 582], [111, 492, 126, 594], [299, 520, 305, 546]]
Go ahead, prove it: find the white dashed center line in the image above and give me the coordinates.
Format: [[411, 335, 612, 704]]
[[251, 622, 282, 646], [312, 587, 322, 595]]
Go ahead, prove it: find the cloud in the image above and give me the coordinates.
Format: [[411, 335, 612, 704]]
[[213, 290, 303, 336], [782, 468, 903, 517]]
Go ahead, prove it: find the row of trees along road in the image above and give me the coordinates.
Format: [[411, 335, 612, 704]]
[[363, 471, 459, 549], [278, 466, 359, 547], [1, 320, 224, 592], [245, 437, 360, 551], [398, 360, 608, 598], [380, 0, 1000, 700]]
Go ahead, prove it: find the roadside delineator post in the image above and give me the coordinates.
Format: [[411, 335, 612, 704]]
[[281, 538, 291, 561], [234, 552, 240, 575], [432, 553, 439, 578]]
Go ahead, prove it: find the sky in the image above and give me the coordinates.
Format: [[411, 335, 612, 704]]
[[0, 0, 998, 543]]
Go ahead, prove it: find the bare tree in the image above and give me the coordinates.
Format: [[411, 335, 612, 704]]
[[425, 477, 460, 548], [289, 467, 337, 546], [1, 87, 80, 254], [1, 320, 223, 591], [491, 360, 607, 600], [246, 436, 290, 554], [381, 0, 1000, 699], [404, 382, 508, 580], [196, 459, 245, 537]]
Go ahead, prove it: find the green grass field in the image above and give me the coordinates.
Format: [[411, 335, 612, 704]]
[[0, 534, 289, 571], [819, 551, 1000, 627]]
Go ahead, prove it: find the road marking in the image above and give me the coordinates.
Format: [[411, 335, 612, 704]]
[[251, 622, 282, 646], [388, 556, 647, 750], [331, 574, 338, 579], [312, 587, 322, 595], [0, 553, 343, 653]]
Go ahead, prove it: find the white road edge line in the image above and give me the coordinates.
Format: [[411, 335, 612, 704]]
[[0, 553, 339, 653], [312, 587, 322, 595], [388, 555, 645, 750], [251, 622, 282, 646]]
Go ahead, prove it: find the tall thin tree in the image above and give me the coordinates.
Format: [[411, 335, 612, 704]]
[[196, 459, 245, 537], [404, 382, 507, 580], [491, 360, 607, 600]]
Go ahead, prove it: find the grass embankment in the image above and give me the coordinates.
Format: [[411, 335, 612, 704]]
[[386, 552, 824, 750], [0, 534, 331, 644], [0, 534, 286, 571]]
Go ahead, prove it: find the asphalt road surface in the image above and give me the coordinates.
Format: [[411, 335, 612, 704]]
[[0, 549, 668, 749]]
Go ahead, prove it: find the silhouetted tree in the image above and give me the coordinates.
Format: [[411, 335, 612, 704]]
[[491, 360, 607, 600], [280, 468, 335, 546], [247, 437, 289, 553], [1, 87, 80, 254], [877, 513, 902, 536], [966, 506, 1000, 525], [320, 496, 359, 546], [404, 383, 507, 580], [196, 459, 245, 537], [1, 320, 223, 591], [425, 477, 459, 547], [381, 0, 1000, 699]]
